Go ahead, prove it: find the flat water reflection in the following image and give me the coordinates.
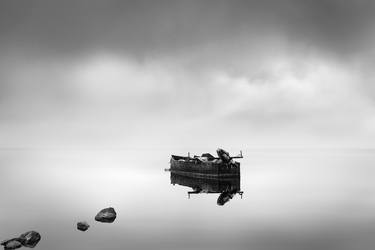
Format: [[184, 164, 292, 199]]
[[0, 149, 374, 250]]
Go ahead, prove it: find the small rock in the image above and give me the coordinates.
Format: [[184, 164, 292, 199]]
[[77, 221, 90, 231], [1, 238, 20, 246], [95, 207, 117, 223], [18, 231, 41, 248], [2, 240, 22, 250]]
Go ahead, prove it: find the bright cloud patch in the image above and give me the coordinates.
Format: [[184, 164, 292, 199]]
[[0, 52, 375, 148], [72, 54, 175, 99]]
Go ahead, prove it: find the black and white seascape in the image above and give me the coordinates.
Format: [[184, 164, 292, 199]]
[[1, 1, 375, 250]]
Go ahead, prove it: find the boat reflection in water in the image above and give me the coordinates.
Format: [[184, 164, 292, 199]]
[[170, 173, 243, 206]]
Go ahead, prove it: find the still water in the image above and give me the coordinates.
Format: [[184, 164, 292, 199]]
[[0, 149, 374, 250]]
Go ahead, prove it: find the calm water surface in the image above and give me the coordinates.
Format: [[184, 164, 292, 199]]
[[1, 149, 374, 250]]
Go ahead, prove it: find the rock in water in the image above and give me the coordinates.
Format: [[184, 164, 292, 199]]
[[95, 207, 117, 223], [1, 239, 9, 246], [18, 231, 41, 248], [77, 221, 90, 231], [1, 239, 22, 250], [3, 240, 22, 250]]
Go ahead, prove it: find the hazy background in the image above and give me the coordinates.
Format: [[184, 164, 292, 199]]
[[1, 1, 375, 250], [1, 0, 375, 149]]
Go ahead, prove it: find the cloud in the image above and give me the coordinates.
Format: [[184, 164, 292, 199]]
[[1, 48, 375, 148], [0, 1, 375, 148], [1, 0, 374, 59], [71, 54, 175, 101]]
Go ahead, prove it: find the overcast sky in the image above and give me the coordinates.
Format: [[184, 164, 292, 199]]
[[1, 0, 375, 149]]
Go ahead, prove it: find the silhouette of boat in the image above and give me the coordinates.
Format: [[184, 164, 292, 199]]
[[169, 148, 243, 178]]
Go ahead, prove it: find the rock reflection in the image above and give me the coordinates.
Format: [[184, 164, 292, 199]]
[[170, 173, 243, 206]]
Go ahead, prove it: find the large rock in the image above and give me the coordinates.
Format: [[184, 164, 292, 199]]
[[1, 239, 22, 250], [95, 207, 117, 223], [77, 221, 90, 231], [18, 231, 41, 248]]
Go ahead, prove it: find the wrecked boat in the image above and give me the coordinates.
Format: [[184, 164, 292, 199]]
[[169, 148, 243, 178]]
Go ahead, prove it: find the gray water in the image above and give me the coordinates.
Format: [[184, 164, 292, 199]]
[[1, 149, 375, 250]]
